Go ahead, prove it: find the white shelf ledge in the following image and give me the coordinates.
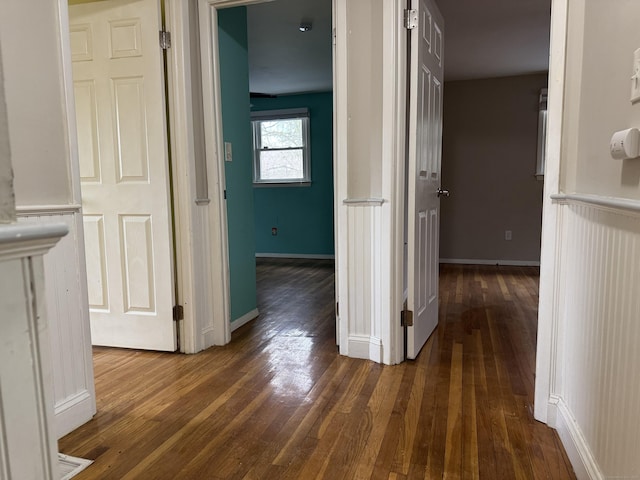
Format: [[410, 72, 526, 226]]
[[0, 223, 68, 261]]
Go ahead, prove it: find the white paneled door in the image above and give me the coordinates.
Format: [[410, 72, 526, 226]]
[[70, 0, 176, 351], [406, 0, 444, 359]]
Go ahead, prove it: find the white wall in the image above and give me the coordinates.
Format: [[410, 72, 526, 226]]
[[0, 43, 15, 223], [539, 0, 640, 478], [335, 0, 405, 364], [345, 0, 384, 199], [0, 0, 96, 438], [0, 1, 72, 207]]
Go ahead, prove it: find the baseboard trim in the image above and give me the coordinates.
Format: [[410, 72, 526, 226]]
[[439, 258, 540, 267], [231, 308, 259, 332], [256, 253, 335, 260], [54, 390, 95, 439], [553, 396, 603, 480], [347, 335, 383, 363]]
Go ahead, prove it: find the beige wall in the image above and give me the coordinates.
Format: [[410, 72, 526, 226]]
[[440, 73, 547, 263], [562, 0, 640, 198], [345, 0, 383, 199], [0, 0, 72, 206], [0, 43, 15, 222]]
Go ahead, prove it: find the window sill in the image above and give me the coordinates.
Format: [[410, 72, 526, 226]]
[[253, 182, 311, 188]]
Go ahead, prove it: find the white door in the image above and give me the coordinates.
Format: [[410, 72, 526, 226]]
[[69, 0, 176, 351], [406, 0, 445, 359]]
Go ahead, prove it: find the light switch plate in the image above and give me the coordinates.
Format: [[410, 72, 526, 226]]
[[631, 48, 640, 103], [224, 142, 233, 162]]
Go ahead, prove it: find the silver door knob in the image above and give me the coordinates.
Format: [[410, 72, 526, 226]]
[[437, 188, 450, 198]]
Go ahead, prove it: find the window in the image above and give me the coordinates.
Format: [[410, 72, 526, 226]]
[[251, 108, 310, 185], [535, 88, 548, 180]]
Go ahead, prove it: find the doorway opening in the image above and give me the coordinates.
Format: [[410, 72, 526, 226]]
[[214, 0, 337, 341]]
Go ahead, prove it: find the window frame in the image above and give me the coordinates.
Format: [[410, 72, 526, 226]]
[[251, 108, 311, 186]]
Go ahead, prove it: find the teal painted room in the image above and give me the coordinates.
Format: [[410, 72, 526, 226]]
[[218, 7, 334, 324]]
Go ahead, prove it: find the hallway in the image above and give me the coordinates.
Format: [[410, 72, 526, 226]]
[[59, 260, 574, 479]]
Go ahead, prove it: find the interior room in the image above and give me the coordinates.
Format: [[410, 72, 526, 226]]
[[4, 0, 640, 478]]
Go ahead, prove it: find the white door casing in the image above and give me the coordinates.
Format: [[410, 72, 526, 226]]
[[406, 0, 444, 359], [69, 0, 176, 351]]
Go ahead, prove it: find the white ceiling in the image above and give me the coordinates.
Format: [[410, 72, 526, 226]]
[[246, 0, 333, 96], [245, 0, 551, 95]]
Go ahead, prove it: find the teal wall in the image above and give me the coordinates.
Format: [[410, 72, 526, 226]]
[[217, 7, 257, 322], [251, 93, 335, 256]]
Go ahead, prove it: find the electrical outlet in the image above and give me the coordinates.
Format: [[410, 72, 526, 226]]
[[271, 227, 277, 236], [505, 230, 512, 241]]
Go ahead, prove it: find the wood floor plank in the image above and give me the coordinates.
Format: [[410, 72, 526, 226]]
[[59, 260, 576, 480]]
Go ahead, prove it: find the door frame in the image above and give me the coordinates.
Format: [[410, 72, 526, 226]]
[[58, 0, 228, 354], [59, 0, 414, 361]]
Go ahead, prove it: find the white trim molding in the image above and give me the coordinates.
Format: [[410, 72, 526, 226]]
[[0, 222, 67, 479], [342, 198, 386, 206], [255, 253, 335, 260], [16, 204, 82, 216], [440, 258, 540, 267], [552, 396, 604, 480], [552, 192, 640, 215], [0, 223, 68, 260], [230, 308, 259, 332]]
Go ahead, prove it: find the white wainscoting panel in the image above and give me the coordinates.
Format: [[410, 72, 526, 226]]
[[552, 198, 640, 478], [17, 209, 96, 439], [0, 224, 68, 480], [342, 203, 384, 363]]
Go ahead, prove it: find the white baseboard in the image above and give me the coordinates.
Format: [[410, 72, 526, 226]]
[[439, 258, 540, 267], [256, 253, 335, 260], [553, 396, 603, 480], [231, 308, 259, 332], [347, 335, 383, 363]]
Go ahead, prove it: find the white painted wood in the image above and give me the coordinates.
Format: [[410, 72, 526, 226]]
[[255, 253, 335, 260], [338, 203, 385, 363], [0, 223, 67, 480], [534, 0, 568, 424], [163, 0, 200, 353], [333, 0, 407, 365], [333, 0, 346, 353], [230, 308, 259, 332], [69, 0, 176, 351], [406, 0, 444, 359], [541, 197, 640, 478], [552, 193, 640, 214], [554, 396, 603, 480], [440, 258, 541, 267], [17, 213, 96, 439]]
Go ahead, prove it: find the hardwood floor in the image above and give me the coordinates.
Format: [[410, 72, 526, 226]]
[[59, 260, 575, 479]]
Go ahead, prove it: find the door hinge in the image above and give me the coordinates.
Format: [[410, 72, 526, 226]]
[[336, 302, 339, 316], [173, 305, 184, 321], [223, 189, 227, 200], [404, 9, 418, 30], [401, 309, 414, 327], [159, 30, 172, 49]]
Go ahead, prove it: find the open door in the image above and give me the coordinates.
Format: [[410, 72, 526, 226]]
[[406, 0, 445, 359], [69, 0, 176, 351]]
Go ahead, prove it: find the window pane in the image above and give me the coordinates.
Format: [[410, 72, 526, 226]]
[[260, 119, 303, 149], [259, 149, 304, 180]]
